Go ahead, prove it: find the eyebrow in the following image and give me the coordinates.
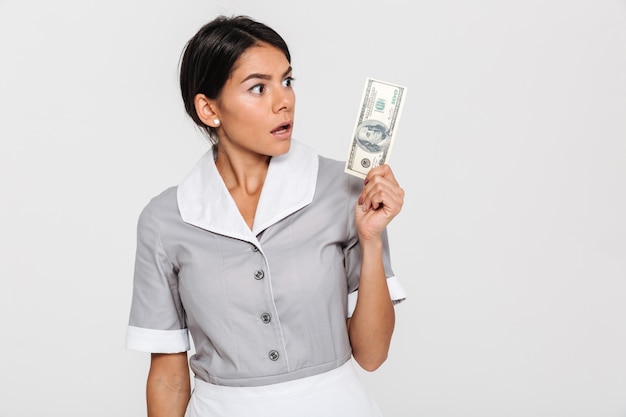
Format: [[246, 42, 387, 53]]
[[241, 66, 293, 84]]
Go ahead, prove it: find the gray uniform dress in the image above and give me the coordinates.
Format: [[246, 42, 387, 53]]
[[126, 140, 406, 388]]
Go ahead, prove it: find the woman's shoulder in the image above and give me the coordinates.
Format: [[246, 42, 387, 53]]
[[316, 154, 362, 197], [140, 185, 179, 219], [317, 154, 344, 172]]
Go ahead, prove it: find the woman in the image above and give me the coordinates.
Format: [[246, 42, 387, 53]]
[[126, 15, 406, 417]]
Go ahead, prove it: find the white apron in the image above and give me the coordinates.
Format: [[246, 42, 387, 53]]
[[185, 360, 383, 417]]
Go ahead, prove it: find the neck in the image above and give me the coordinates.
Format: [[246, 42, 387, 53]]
[[214, 146, 270, 196]]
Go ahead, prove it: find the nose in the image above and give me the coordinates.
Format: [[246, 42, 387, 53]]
[[272, 87, 294, 113]]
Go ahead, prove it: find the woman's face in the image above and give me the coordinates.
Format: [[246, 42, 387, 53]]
[[214, 43, 295, 157]]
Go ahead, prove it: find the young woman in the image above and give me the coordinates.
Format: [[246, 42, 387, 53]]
[[126, 15, 407, 417]]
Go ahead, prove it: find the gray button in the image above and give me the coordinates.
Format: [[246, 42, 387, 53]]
[[268, 350, 279, 361], [260, 313, 271, 324], [251, 245, 259, 252], [254, 270, 265, 280]]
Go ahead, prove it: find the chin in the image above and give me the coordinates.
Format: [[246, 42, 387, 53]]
[[270, 139, 291, 156]]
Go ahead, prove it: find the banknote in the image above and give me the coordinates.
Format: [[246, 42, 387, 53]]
[[344, 78, 407, 178]]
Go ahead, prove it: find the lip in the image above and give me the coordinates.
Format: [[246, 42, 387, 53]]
[[270, 120, 293, 140]]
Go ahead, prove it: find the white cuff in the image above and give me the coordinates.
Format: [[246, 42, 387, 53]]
[[347, 275, 407, 318], [126, 326, 190, 353]]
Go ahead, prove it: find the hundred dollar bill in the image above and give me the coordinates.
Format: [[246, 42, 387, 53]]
[[344, 78, 407, 178]]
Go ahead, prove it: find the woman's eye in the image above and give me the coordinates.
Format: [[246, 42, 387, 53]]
[[282, 77, 295, 88], [250, 84, 266, 94]]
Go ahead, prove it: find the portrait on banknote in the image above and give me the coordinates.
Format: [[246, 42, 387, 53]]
[[355, 120, 390, 153]]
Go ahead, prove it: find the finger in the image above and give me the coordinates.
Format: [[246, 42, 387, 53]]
[[359, 172, 404, 210], [360, 180, 404, 212], [364, 164, 399, 187], [360, 183, 402, 211]]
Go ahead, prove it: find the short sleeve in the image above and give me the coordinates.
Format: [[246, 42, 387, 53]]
[[125, 203, 190, 353], [344, 174, 407, 318]]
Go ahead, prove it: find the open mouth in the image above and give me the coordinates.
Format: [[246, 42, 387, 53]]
[[271, 122, 292, 134]]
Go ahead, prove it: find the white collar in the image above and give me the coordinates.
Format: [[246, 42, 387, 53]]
[[177, 140, 319, 243]]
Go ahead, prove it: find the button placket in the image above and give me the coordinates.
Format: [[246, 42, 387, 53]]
[[250, 246, 285, 367]]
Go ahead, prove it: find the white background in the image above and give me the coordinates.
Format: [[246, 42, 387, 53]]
[[1, 1, 625, 416]]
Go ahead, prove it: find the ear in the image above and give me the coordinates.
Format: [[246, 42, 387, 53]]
[[194, 93, 220, 128]]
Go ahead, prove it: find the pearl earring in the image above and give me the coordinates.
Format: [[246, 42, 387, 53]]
[[214, 119, 220, 126]]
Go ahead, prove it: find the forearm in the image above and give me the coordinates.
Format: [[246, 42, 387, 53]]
[[348, 237, 395, 371], [147, 353, 191, 417]]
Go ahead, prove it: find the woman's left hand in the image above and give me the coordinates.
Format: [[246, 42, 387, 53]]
[[355, 164, 404, 241]]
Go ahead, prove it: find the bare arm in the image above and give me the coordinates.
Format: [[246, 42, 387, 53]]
[[348, 164, 404, 372], [147, 352, 191, 417], [347, 236, 396, 371]]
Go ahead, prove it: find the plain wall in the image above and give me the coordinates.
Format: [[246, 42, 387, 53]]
[[1, 0, 625, 416]]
